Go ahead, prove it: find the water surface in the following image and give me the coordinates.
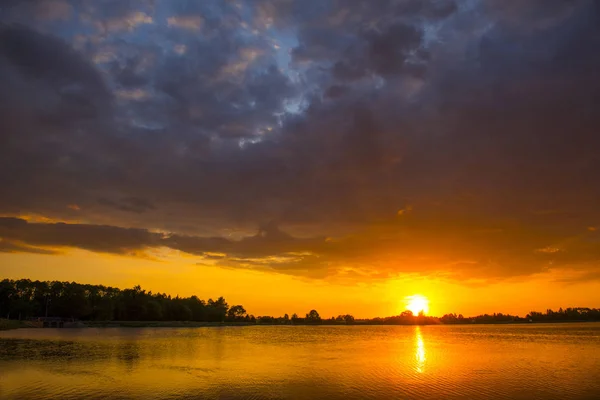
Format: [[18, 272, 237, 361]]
[[1, 323, 600, 399]]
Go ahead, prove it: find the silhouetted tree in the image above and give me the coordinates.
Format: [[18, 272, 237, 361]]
[[305, 309, 321, 323], [227, 305, 247, 321], [206, 297, 228, 322]]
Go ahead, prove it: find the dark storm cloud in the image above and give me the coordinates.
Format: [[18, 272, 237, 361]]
[[0, 217, 324, 261], [0, 24, 111, 124], [1, 0, 600, 282], [0, 217, 158, 254]]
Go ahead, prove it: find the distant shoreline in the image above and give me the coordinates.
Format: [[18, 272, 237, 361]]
[[84, 320, 254, 328], [3, 319, 599, 331], [3, 280, 599, 329], [77, 320, 600, 329], [0, 319, 600, 331]]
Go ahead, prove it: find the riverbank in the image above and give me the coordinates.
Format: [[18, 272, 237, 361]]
[[0, 319, 25, 331], [4, 319, 599, 330], [84, 320, 256, 328], [83, 320, 600, 328]]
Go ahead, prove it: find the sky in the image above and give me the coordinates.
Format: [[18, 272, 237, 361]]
[[1, 0, 600, 318]]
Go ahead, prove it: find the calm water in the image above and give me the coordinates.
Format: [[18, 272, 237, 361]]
[[1, 324, 600, 399]]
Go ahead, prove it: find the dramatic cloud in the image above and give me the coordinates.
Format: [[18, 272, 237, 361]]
[[1, 0, 599, 283], [1, 214, 599, 283]]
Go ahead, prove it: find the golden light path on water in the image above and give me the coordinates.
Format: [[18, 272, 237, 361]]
[[415, 326, 426, 373]]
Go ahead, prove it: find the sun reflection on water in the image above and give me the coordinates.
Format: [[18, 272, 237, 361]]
[[415, 326, 426, 373]]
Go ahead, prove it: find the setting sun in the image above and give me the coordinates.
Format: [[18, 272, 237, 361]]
[[405, 295, 430, 315]]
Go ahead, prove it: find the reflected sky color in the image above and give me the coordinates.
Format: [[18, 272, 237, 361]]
[[2, 324, 600, 400], [415, 326, 426, 373]]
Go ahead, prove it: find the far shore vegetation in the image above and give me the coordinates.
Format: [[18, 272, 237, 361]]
[[0, 318, 25, 331], [2, 279, 599, 330]]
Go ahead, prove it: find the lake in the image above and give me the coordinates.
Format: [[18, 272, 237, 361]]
[[1, 323, 600, 399]]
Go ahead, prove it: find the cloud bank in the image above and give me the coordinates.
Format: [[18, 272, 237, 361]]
[[1, 0, 600, 282]]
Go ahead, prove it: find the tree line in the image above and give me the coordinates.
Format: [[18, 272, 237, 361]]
[[0, 279, 332, 324], [1, 279, 599, 324], [436, 308, 600, 324], [1, 279, 232, 322]]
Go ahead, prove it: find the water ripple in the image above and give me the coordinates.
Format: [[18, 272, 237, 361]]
[[1, 324, 600, 399]]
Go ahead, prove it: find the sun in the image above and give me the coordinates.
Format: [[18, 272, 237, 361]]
[[405, 294, 430, 315]]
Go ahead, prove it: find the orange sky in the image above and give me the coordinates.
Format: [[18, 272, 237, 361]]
[[2, 250, 599, 318]]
